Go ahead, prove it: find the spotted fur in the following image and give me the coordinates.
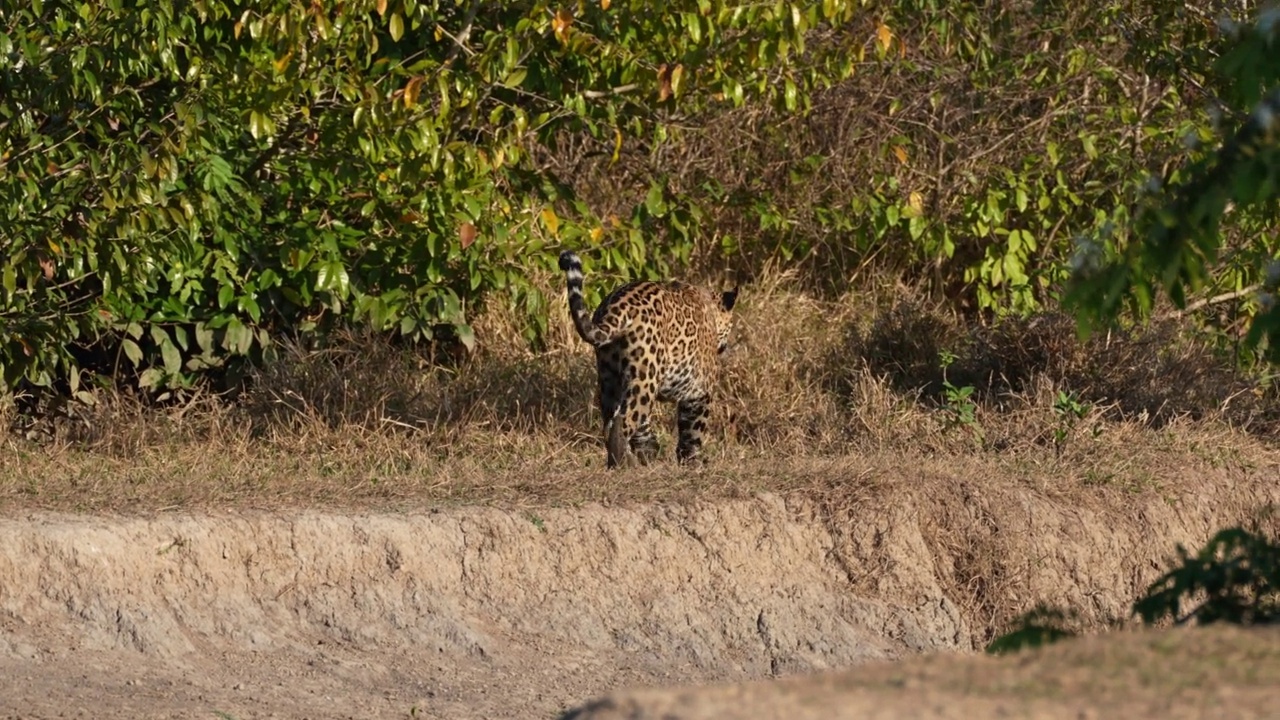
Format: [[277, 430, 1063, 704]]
[[558, 250, 738, 468]]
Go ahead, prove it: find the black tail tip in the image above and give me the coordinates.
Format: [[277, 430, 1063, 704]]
[[558, 250, 580, 272]]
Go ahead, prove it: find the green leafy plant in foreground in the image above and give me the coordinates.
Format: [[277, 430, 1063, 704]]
[[1067, 7, 1280, 365], [987, 525, 1280, 655], [1134, 526, 1280, 627]]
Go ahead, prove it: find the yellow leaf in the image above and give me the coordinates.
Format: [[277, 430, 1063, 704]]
[[48, 238, 62, 255], [893, 145, 908, 164], [233, 20, 243, 39], [540, 207, 560, 235], [273, 51, 292, 74], [404, 75, 423, 108], [876, 22, 893, 53], [590, 227, 604, 243], [612, 128, 623, 164], [670, 64, 684, 98], [600, 0, 610, 8], [553, 9, 573, 44], [908, 191, 924, 213], [376, 0, 387, 17]]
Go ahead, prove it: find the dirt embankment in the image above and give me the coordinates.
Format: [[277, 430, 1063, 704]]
[[1, 457, 1278, 719]]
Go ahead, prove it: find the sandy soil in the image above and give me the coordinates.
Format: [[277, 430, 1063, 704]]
[[564, 623, 1280, 719], [2, 466, 1278, 719]]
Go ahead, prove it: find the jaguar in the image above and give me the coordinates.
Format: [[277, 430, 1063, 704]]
[[558, 250, 739, 468]]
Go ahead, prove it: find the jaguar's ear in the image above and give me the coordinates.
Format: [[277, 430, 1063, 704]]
[[721, 286, 738, 312]]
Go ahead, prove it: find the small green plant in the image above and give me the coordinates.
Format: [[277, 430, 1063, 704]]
[[937, 350, 980, 438], [1051, 389, 1093, 451], [527, 513, 547, 533], [1052, 389, 1088, 421]]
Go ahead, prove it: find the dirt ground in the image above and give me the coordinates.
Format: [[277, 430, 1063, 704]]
[[2, 446, 1279, 720], [565, 623, 1280, 720]]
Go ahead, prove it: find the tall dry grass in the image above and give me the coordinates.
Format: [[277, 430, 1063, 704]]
[[2, 266, 1278, 512]]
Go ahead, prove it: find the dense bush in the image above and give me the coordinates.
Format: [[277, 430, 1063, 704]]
[[0, 0, 859, 394], [1068, 5, 1280, 363], [2, 0, 1277, 398]]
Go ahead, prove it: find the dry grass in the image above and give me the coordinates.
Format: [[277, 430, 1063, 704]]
[[1, 273, 1278, 516]]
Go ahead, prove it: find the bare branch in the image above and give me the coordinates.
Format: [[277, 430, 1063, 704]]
[[1159, 284, 1262, 320], [582, 84, 641, 99], [440, 0, 482, 69]]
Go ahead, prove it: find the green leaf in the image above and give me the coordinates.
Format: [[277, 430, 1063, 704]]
[[224, 318, 254, 356], [455, 322, 476, 352], [122, 339, 143, 367], [138, 367, 166, 389], [645, 184, 667, 216], [503, 68, 527, 88], [239, 294, 262, 323], [161, 336, 182, 375], [194, 322, 214, 352], [684, 13, 702, 44], [316, 261, 351, 298]]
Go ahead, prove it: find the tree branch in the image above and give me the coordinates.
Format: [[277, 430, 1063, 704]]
[[1158, 284, 1262, 320], [440, 0, 482, 70]]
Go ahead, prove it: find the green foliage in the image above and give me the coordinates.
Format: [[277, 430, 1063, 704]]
[[937, 349, 979, 436], [5, 0, 1274, 397], [1135, 526, 1280, 627], [1067, 7, 1280, 363], [988, 525, 1280, 655], [0, 0, 860, 393], [674, 0, 1216, 317], [1051, 389, 1095, 451]]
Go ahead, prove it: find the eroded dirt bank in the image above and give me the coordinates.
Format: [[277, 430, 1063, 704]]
[[1, 460, 1278, 719]]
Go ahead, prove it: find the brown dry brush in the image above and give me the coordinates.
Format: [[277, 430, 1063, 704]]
[[8, 278, 1277, 462]]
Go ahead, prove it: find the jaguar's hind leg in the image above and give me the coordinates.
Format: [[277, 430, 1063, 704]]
[[675, 393, 711, 465]]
